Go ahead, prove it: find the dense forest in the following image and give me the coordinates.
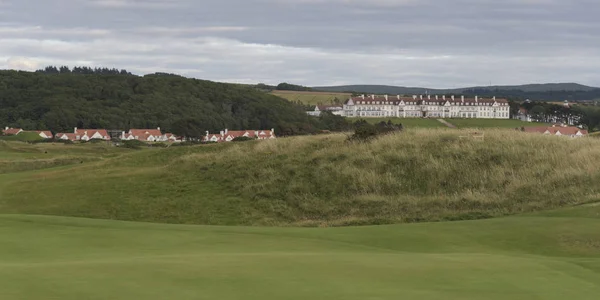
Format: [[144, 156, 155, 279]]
[[0, 69, 345, 137]]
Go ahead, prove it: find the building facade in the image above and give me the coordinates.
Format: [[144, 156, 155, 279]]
[[338, 95, 510, 119], [307, 105, 345, 117]]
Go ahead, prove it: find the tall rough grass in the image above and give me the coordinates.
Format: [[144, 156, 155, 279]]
[[3, 130, 600, 226], [174, 129, 600, 226]]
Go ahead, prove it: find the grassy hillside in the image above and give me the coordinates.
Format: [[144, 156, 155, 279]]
[[271, 90, 351, 105], [0, 141, 127, 174], [0, 70, 321, 136], [2, 129, 600, 226], [1, 209, 599, 300], [0, 132, 45, 142], [314, 83, 599, 94]]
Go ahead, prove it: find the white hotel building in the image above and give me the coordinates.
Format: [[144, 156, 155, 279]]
[[336, 95, 510, 119]]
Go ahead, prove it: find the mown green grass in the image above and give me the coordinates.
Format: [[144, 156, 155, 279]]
[[0, 141, 128, 174], [355, 117, 445, 128], [2, 130, 600, 226], [271, 90, 350, 105], [0, 132, 44, 142], [0, 210, 599, 300], [445, 119, 548, 128]]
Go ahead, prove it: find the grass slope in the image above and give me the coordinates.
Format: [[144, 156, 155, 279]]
[[271, 90, 351, 105], [2, 130, 600, 226], [1, 209, 599, 300], [0, 141, 127, 174], [0, 132, 44, 142]]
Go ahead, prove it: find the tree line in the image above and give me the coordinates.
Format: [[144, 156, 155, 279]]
[[0, 70, 348, 139], [35, 66, 132, 75]]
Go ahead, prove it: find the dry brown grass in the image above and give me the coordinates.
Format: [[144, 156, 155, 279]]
[[168, 129, 600, 225], [3, 130, 600, 226]]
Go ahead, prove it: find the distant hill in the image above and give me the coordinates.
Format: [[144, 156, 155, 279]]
[[0, 70, 332, 136], [313, 83, 600, 101]]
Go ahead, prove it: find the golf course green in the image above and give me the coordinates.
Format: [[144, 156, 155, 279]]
[[1, 207, 599, 299]]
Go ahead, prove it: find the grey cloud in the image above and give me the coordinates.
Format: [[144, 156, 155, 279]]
[[0, 0, 598, 87]]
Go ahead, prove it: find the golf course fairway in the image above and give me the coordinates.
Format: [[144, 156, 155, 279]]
[[1, 206, 599, 300]]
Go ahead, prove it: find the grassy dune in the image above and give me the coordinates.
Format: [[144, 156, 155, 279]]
[[1, 209, 599, 300], [1, 129, 600, 226]]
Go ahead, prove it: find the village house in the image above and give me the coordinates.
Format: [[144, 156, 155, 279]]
[[341, 95, 510, 119], [523, 125, 588, 138], [121, 128, 182, 143], [122, 128, 165, 142], [307, 105, 345, 117], [2, 127, 53, 139], [164, 133, 182, 143], [2, 127, 23, 135], [204, 129, 276, 142], [34, 131, 54, 139], [56, 127, 111, 141], [515, 107, 533, 122]]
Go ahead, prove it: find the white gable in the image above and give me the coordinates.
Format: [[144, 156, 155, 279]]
[[90, 131, 103, 139]]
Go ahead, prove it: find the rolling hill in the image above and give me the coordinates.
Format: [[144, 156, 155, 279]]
[[2, 130, 600, 299], [0, 70, 325, 137], [2, 129, 600, 226], [313, 83, 600, 101], [314, 83, 599, 94]]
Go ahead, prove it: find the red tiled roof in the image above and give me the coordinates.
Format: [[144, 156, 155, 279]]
[[205, 129, 275, 142], [75, 129, 111, 140], [35, 131, 53, 138], [56, 133, 78, 141], [164, 133, 180, 140], [2, 128, 22, 135], [226, 130, 256, 138], [524, 126, 587, 136], [129, 129, 162, 137]]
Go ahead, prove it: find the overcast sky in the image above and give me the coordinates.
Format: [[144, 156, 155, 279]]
[[0, 0, 598, 88]]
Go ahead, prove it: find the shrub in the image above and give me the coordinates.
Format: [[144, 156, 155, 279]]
[[122, 140, 146, 149], [232, 136, 255, 142], [88, 138, 107, 144], [348, 120, 403, 142]]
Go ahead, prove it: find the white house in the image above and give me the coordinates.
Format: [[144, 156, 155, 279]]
[[56, 128, 111, 141], [34, 131, 53, 139], [122, 128, 166, 142], [164, 133, 182, 142], [338, 95, 510, 119], [523, 125, 588, 138], [307, 105, 345, 117], [2, 127, 23, 135], [204, 129, 276, 142]]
